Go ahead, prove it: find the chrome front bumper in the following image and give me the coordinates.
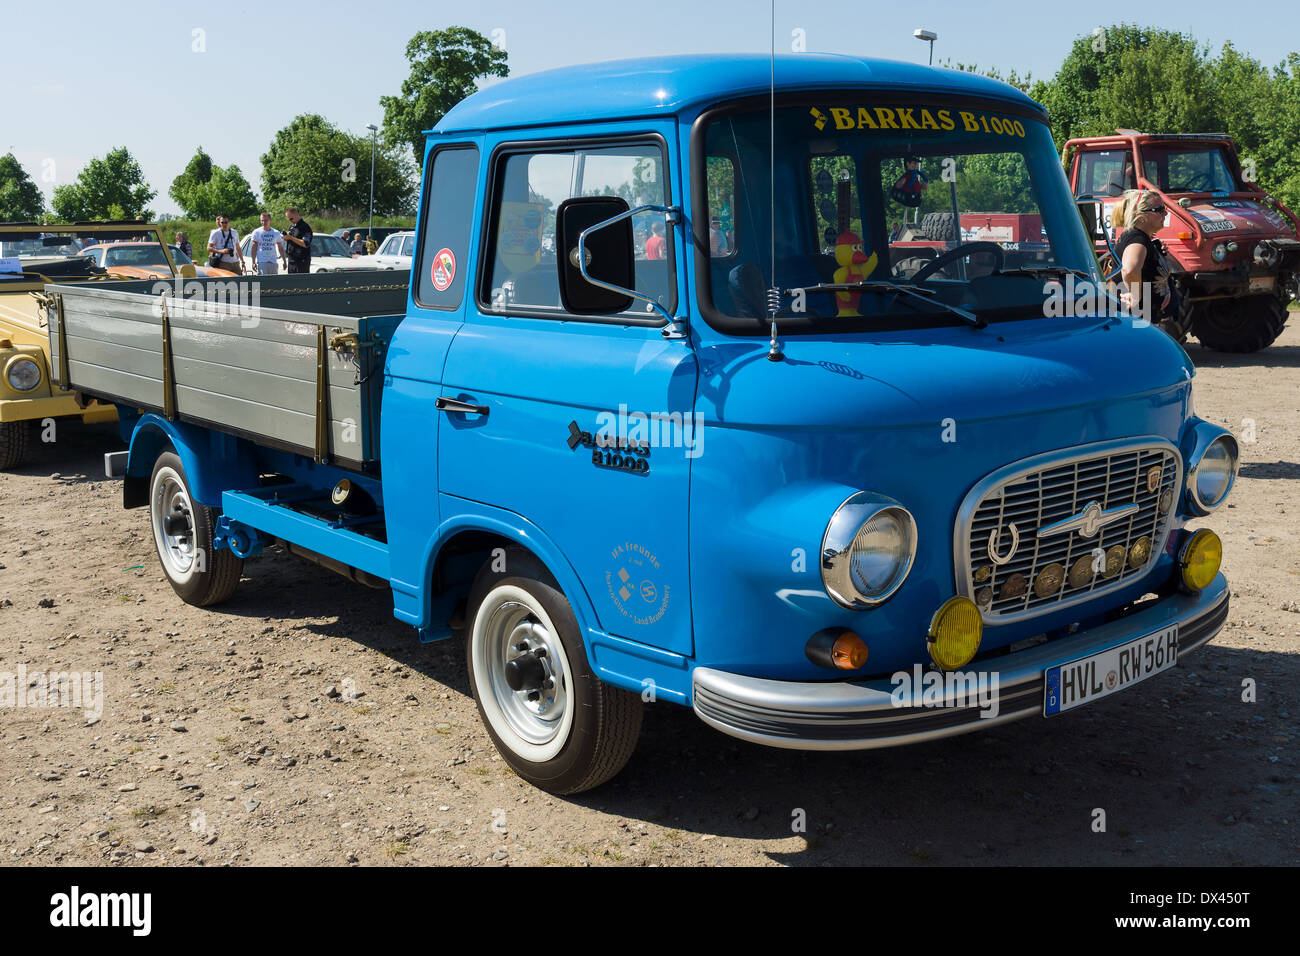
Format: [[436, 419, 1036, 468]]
[[692, 574, 1229, 751]]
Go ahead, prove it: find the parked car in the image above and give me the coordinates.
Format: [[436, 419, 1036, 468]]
[[350, 230, 414, 270], [237, 232, 381, 273], [1065, 129, 1300, 351], [48, 55, 1236, 794], [80, 242, 237, 278], [333, 226, 407, 246]]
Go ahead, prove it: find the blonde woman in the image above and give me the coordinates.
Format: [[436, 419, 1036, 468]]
[[1110, 189, 1172, 323]]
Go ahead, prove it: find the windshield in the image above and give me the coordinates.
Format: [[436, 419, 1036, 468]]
[[167, 245, 193, 265], [104, 244, 171, 268], [1139, 144, 1241, 194], [313, 235, 351, 257], [698, 97, 1099, 333]]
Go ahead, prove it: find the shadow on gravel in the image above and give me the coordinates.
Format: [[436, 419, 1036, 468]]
[[1186, 342, 1300, 370], [7, 419, 123, 483], [1238, 460, 1300, 480]]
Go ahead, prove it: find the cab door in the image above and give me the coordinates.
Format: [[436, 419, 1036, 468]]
[[437, 129, 697, 657]]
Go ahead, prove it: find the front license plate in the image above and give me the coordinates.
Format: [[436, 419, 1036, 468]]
[[1043, 625, 1178, 716], [1248, 275, 1275, 292]]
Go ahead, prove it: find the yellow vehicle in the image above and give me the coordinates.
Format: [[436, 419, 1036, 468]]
[[0, 221, 193, 469]]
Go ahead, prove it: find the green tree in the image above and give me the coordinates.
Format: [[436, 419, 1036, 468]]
[[0, 153, 45, 221], [170, 147, 257, 220], [51, 147, 155, 221], [380, 26, 509, 165], [260, 114, 414, 215]]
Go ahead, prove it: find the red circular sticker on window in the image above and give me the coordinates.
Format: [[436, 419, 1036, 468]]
[[431, 247, 455, 291]]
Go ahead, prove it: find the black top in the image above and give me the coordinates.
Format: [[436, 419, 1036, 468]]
[[285, 219, 313, 264], [1113, 228, 1169, 316]]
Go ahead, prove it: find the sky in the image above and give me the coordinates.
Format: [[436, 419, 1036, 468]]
[[6, 0, 1298, 217]]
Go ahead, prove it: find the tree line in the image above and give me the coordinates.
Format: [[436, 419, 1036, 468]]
[[2, 24, 1298, 222]]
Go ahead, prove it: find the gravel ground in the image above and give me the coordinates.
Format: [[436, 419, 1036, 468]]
[[2, 324, 1297, 867]]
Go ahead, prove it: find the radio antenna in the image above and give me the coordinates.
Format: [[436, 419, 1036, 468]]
[[766, 0, 783, 361]]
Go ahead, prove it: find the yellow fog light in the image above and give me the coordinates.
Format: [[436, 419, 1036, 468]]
[[928, 596, 982, 670], [1179, 529, 1222, 592]]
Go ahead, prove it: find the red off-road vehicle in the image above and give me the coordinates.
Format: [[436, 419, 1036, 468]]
[[1064, 129, 1300, 351]]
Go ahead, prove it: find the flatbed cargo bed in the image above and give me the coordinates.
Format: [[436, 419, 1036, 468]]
[[45, 273, 407, 469]]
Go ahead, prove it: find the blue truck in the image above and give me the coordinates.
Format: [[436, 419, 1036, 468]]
[[48, 54, 1238, 794]]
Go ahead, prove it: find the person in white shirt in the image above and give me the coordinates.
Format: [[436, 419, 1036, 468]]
[[206, 215, 242, 274], [246, 212, 286, 275]]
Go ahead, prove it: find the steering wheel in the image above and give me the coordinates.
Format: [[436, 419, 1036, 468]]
[[1178, 173, 1214, 193], [911, 241, 1005, 284]]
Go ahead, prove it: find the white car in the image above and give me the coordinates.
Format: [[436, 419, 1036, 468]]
[[238, 233, 380, 273], [351, 231, 414, 271]]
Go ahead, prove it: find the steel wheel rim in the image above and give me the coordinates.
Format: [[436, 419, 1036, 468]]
[[482, 599, 570, 748], [152, 471, 197, 577]]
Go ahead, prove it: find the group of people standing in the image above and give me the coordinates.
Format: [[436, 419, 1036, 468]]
[[204, 209, 313, 276]]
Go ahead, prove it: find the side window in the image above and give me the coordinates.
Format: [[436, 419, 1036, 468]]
[[401, 236, 414, 257], [1078, 150, 1134, 197], [705, 156, 735, 258], [485, 142, 673, 316], [415, 146, 478, 309]]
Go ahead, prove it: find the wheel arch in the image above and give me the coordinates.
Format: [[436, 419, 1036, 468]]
[[124, 414, 259, 509], [405, 507, 602, 668]]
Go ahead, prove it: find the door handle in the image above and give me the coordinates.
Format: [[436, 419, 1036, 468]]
[[436, 396, 489, 416]]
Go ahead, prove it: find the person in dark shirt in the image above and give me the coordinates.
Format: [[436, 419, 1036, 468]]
[[174, 232, 193, 259], [282, 207, 313, 274], [1110, 189, 1171, 325]]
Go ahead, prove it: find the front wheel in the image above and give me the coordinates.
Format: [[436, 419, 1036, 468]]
[[465, 549, 642, 794], [149, 451, 243, 606], [1191, 294, 1288, 353], [0, 420, 31, 470]]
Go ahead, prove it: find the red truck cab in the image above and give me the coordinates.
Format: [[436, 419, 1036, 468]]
[[1064, 130, 1300, 351]]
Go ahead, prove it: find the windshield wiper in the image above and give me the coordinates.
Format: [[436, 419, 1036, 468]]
[[990, 266, 1094, 281], [785, 280, 984, 329]]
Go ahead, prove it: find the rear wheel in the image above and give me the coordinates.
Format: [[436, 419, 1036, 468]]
[[1191, 294, 1288, 353], [0, 421, 31, 470], [464, 548, 642, 794], [149, 451, 243, 606]]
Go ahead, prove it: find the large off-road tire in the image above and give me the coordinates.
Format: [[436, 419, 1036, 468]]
[[0, 421, 31, 470], [1191, 294, 1288, 353], [918, 211, 956, 242], [149, 451, 243, 606], [465, 548, 642, 794]]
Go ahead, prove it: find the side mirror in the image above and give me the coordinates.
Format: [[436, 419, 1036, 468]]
[[1077, 199, 1107, 241], [555, 196, 634, 315]]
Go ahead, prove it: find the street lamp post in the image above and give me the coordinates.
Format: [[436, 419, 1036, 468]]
[[914, 28, 938, 66], [366, 123, 378, 242]]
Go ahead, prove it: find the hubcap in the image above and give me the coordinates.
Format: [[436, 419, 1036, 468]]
[[483, 601, 568, 746], [153, 472, 197, 576]]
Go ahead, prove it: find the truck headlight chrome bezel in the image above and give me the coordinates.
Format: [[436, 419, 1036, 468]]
[[821, 492, 917, 609], [1211, 243, 1227, 263], [1185, 426, 1239, 515], [5, 356, 43, 393]]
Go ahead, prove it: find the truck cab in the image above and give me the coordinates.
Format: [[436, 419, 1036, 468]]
[[51, 55, 1239, 794], [1064, 130, 1300, 351]]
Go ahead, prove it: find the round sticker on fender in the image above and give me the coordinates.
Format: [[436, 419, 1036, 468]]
[[431, 248, 455, 291]]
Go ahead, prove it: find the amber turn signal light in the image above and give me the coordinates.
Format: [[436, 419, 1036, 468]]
[[806, 628, 869, 670]]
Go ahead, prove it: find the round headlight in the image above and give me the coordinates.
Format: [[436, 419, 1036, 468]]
[[5, 357, 42, 392], [822, 494, 917, 608], [1211, 243, 1227, 262], [1188, 434, 1238, 513]]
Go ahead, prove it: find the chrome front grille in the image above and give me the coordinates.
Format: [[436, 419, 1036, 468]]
[[955, 439, 1182, 623]]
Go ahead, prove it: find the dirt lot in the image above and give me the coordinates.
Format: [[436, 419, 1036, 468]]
[[2, 325, 1298, 867]]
